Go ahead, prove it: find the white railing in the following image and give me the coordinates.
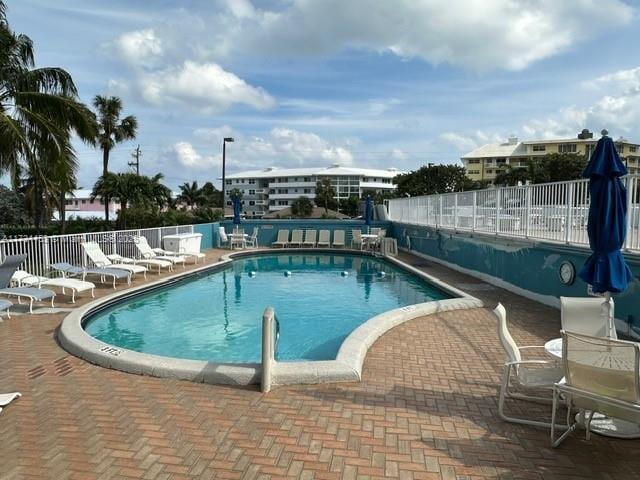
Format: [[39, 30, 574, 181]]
[[388, 175, 640, 254], [0, 225, 195, 276]]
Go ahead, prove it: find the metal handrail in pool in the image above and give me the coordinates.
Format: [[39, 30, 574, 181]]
[[261, 306, 279, 392]]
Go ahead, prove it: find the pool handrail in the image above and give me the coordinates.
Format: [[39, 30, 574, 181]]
[[261, 306, 280, 392]]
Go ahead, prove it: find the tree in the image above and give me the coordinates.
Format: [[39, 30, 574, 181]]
[[199, 181, 222, 207], [92, 95, 138, 221], [0, 185, 28, 225], [394, 164, 470, 197], [494, 153, 588, 186], [315, 178, 337, 213], [291, 196, 314, 217], [338, 195, 360, 217], [494, 165, 531, 186], [178, 181, 203, 209]]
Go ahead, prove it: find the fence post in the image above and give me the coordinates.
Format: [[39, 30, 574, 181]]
[[438, 195, 442, 229], [565, 182, 574, 244], [453, 194, 458, 231], [472, 191, 477, 232], [41, 235, 50, 276], [525, 185, 532, 239], [495, 188, 501, 234], [624, 176, 633, 251]]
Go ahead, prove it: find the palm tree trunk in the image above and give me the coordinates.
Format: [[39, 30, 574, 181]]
[[103, 148, 110, 222], [59, 190, 67, 234]]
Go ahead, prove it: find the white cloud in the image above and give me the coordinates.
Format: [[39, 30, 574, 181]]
[[167, 142, 219, 170], [109, 28, 163, 67], [270, 127, 354, 165], [440, 130, 505, 151]]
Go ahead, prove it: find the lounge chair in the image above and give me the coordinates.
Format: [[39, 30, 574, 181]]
[[0, 392, 21, 414], [560, 296, 614, 338], [351, 230, 363, 250], [134, 236, 185, 269], [51, 262, 131, 289], [0, 299, 12, 318], [152, 242, 206, 264], [494, 303, 564, 428], [551, 331, 640, 447], [82, 242, 150, 277], [272, 230, 289, 248], [289, 229, 303, 247], [317, 230, 330, 248], [12, 270, 95, 304], [0, 255, 56, 313], [332, 230, 345, 248], [302, 229, 316, 247]]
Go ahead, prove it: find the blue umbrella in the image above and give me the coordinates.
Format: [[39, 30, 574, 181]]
[[364, 196, 373, 231], [232, 196, 242, 226], [578, 132, 633, 336]]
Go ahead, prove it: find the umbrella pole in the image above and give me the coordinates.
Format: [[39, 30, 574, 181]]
[[605, 292, 615, 338]]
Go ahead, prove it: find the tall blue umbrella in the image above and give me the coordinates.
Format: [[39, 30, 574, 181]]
[[578, 131, 633, 337], [232, 196, 242, 227], [364, 196, 373, 232]]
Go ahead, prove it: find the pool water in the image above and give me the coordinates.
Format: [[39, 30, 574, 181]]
[[84, 253, 451, 362]]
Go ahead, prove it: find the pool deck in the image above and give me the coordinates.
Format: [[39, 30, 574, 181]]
[[1, 248, 639, 479]]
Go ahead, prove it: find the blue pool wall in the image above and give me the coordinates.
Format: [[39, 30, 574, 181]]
[[389, 222, 640, 337]]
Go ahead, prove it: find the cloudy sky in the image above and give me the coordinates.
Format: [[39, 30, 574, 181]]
[[7, 0, 640, 189]]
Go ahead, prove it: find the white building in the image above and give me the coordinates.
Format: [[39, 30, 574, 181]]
[[224, 164, 402, 217]]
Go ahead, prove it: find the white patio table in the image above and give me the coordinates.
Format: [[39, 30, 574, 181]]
[[544, 337, 640, 438]]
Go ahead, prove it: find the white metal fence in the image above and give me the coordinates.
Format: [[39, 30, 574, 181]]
[[0, 225, 194, 276], [388, 175, 640, 253]]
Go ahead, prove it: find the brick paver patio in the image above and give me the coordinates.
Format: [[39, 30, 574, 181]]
[[1, 249, 639, 479]]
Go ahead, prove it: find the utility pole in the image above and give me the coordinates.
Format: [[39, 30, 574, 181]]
[[129, 145, 141, 175]]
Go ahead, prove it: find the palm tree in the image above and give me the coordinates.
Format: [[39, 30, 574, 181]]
[[93, 95, 137, 221], [0, 0, 96, 229], [178, 181, 203, 209], [314, 178, 337, 213]]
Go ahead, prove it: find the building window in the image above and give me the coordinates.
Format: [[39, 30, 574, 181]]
[[248, 179, 255, 184], [303, 188, 311, 194], [249, 200, 255, 206], [226, 180, 232, 185], [278, 189, 288, 194], [249, 189, 255, 195], [81, 199, 86, 204], [304, 177, 310, 182], [278, 200, 288, 206], [226, 201, 232, 206], [630, 146, 637, 153], [532, 145, 546, 152], [269, 189, 275, 194], [559, 143, 577, 153], [467, 159, 480, 164]]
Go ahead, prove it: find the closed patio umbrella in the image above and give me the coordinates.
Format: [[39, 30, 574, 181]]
[[364, 196, 373, 232], [578, 131, 633, 337], [232, 196, 242, 228]]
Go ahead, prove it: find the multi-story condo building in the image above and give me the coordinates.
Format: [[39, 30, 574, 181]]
[[224, 164, 401, 217], [461, 130, 640, 183]]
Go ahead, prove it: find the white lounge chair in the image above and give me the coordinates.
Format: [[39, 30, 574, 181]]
[[317, 230, 330, 248], [289, 229, 303, 247], [134, 236, 185, 269], [551, 331, 640, 447], [51, 262, 131, 289], [351, 230, 363, 250], [560, 296, 614, 338], [494, 303, 564, 428], [302, 229, 317, 247], [12, 270, 95, 304], [0, 255, 56, 313], [273, 230, 289, 248], [332, 230, 345, 248], [0, 299, 12, 318], [82, 242, 150, 277]]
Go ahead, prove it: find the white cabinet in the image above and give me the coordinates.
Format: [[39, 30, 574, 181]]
[[163, 233, 203, 254]]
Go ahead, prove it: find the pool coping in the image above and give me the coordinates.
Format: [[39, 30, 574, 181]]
[[58, 248, 483, 387]]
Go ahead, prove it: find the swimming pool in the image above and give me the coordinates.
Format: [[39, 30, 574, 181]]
[[84, 252, 452, 363]]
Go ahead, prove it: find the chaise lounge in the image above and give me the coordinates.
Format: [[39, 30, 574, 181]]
[[0, 255, 56, 313], [12, 269, 95, 304]]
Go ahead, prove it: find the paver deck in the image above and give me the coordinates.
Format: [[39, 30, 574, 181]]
[[1, 248, 639, 479]]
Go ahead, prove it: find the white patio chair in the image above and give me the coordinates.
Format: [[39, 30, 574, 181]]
[[289, 229, 303, 247], [12, 270, 95, 304], [494, 303, 564, 428], [230, 228, 246, 250], [219, 227, 229, 249], [82, 242, 150, 277], [272, 230, 289, 248], [317, 230, 330, 248], [560, 296, 615, 338], [370, 227, 381, 236], [332, 230, 345, 248], [551, 331, 640, 447], [246, 227, 259, 248], [351, 230, 363, 250], [302, 229, 317, 247], [134, 236, 185, 269], [0, 299, 12, 318]]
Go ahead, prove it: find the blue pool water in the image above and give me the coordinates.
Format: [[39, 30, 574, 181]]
[[84, 253, 451, 362]]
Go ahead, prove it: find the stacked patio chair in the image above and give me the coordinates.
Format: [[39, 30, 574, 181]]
[[332, 230, 345, 248], [0, 255, 56, 313], [272, 230, 289, 248], [302, 230, 317, 247], [560, 296, 613, 338]]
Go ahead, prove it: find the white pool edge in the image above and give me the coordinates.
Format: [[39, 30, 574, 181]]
[[58, 248, 483, 387]]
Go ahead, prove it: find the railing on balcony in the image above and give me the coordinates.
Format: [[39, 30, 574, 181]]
[[388, 174, 640, 254]]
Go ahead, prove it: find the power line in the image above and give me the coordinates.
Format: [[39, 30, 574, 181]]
[[128, 145, 141, 175]]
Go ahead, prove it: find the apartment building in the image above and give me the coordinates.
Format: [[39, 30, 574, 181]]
[[461, 130, 640, 183], [224, 164, 401, 217]]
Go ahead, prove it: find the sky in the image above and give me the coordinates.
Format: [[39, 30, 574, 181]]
[[5, 0, 640, 190]]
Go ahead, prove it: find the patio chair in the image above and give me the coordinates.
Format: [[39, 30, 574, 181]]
[[151, 245, 205, 264], [560, 296, 615, 338], [134, 236, 185, 269], [219, 227, 229, 248], [302, 229, 317, 247], [551, 331, 640, 447], [289, 229, 303, 247], [332, 230, 345, 248], [494, 303, 564, 428], [370, 227, 381, 236], [0, 299, 12, 318], [351, 230, 363, 250], [82, 242, 150, 278], [0, 255, 56, 313], [230, 228, 246, 250], [272, 230, 289, 248], [246, 227, 259, 248], [12, 270, 95, 304], [51, 262, 131, 289], [317, 230, 331, 248]]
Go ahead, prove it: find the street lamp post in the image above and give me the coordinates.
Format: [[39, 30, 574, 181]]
[[222, 137, 234, 209]]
